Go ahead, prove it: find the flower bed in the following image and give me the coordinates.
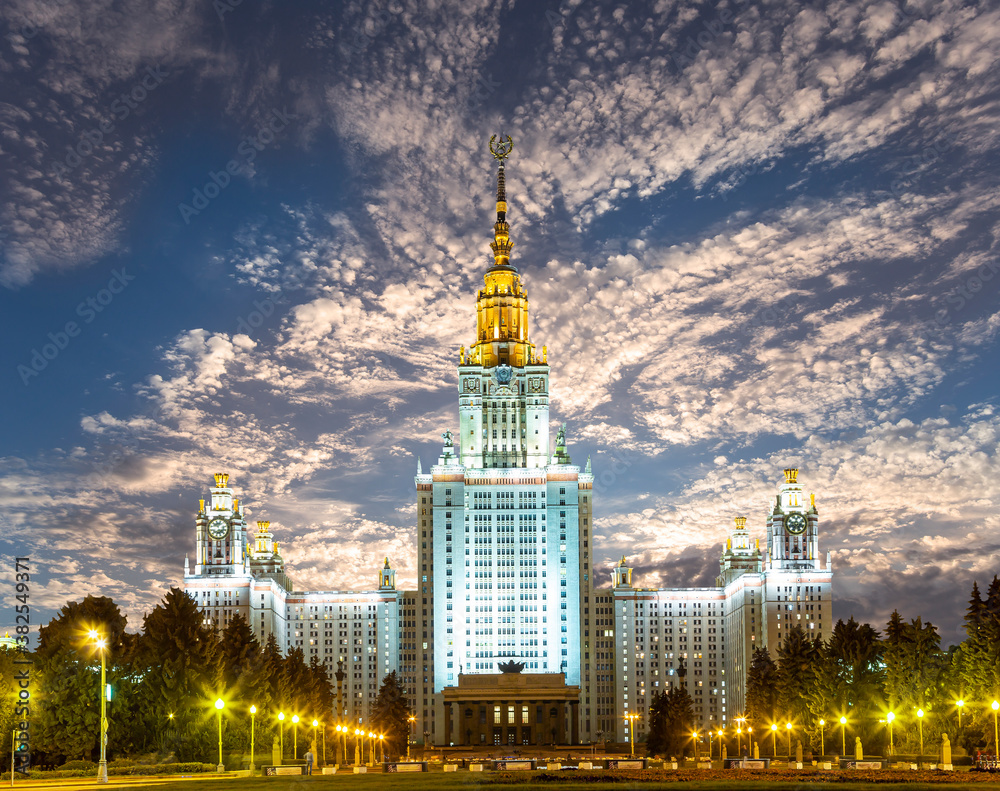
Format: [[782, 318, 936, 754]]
[[487, 767, 1000, 784]]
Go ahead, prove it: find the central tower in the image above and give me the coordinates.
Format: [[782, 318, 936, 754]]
[[415, 138, 594, 745]]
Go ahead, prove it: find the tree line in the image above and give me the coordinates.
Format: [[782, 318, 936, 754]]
[[15, 589, 409, 766], [742, 576, 1000, 757]]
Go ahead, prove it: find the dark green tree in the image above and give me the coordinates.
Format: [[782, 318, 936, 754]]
[[370, 671, 411, 761], [828, 617, 884, 750], [883, 610, 908, 712], [645, 685, 694, 758], [776, 626, 820, 728], [306, 655, 334, 722], [218, 613, 260, 694], [34, 596, 128, 762], [140, 588, 220, 761], [283, 647, 312, 717], [261, 633, 286, 712], [745, 647, 778, 734], [953, 577, 1000, 747]]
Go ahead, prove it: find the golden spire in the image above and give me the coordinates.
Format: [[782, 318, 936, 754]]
[[489, 134, 513, 268], [470, 134, 536, 368], [783, 468, 798, 484]]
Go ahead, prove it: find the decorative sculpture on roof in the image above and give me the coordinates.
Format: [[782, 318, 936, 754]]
[[498, 660, 526, 674]]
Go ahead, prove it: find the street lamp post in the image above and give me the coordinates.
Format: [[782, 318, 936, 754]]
[[718, 730, 724, 760], [214, 699, 225, 773], [624, 713, 638, 756], [354, 729, 362, 765], [708, 730, 714, 761], [692, 731, 699, 761], [839, 717, 847, 757], [770, 723, 777, 757], [87, 631, 110, 784], [249, 706, 256, 776], [916, 709, 924, 767], [277, 712, 285, 764], [292, 715, 300, 759], [956, 700, 964, 733], [886, 712, 895, 758], [785, 722, 792, 759], [737, 727, 742, 756], [992, 701, 999, 757], [407, 715, 416, 760], [818, 719, 825, 758], [312, 720, 319, 767], [379, 734, 384, 763]]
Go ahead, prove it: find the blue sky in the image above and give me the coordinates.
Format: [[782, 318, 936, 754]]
[[2, 0, 998, 647]]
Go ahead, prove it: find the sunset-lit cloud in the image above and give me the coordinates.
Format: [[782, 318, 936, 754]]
[[2, 0, 998, 645]]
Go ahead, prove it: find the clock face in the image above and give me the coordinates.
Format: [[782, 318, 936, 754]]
[[785, 512, 806, 534], [208, 518, 230, 540]]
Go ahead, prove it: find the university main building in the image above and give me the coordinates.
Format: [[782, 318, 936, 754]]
[[183, 138, 834, 748]]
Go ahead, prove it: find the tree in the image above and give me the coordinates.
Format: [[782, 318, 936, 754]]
[[776, 626, 820, 727], [283, 647, 312, 717], [883, 610, 908, 712], [953, 577, 1000, 747], [645, 685, 694, 758], [745, 647, 778, 734], [260, 633, 286, 712], [306, 655, 335, 725], [828, 617, 884, 750], [34, 596, 129, 762], [140, 588, 220, 761], [370, 672, 411, 761]]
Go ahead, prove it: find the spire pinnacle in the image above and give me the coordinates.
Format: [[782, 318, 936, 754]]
[[488, 134, 514, 268]]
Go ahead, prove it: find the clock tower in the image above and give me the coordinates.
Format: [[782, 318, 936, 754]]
[[193, 472, 251, 577], [765, 468, 820, 569], [762, 468, 833, 653]]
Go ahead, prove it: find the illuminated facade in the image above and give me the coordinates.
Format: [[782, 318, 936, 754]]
[[182, 473, 400, 725], [607, 468, 833, 744], [182, 139, 834, 748]]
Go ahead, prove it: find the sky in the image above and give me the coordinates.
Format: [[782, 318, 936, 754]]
[[1, 0, 998, 648]]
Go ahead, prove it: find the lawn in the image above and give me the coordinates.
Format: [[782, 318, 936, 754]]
[[38, 767, 999, 791]]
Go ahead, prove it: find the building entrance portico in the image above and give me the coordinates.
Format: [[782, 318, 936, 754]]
[[443, 672, 581, 746]]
